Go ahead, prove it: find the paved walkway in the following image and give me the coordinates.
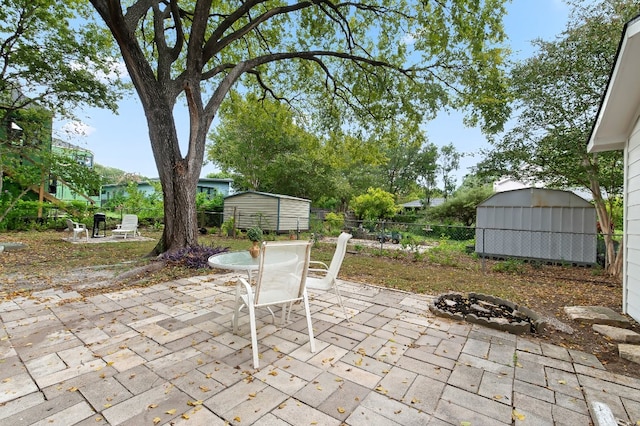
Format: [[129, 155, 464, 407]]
[[1, 273, 639, 425]]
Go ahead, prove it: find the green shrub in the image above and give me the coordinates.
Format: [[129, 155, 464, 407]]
[[324, 212, 344, 232], [246, 226, 263, 242], [492, 259, 525, 274]]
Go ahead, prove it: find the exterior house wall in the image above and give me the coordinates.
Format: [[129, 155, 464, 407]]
[[587, 14, 640, 322], [100, 178, 232, 206], [626, 117, 640, 320], [223, 191, 311, 233]]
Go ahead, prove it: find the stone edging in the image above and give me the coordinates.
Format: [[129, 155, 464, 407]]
[[429, 292, 547, 335]]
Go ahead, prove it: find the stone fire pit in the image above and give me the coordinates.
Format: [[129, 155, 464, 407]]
[[429, 292, 547, 335]]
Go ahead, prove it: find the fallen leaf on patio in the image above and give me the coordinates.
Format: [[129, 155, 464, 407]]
[[357, 348, 367, 356], [494, 395, 503, 400], [166, 408, 176, 414], [199, 385, 211, 392], [248, 392, 257, 398], [316, 386, 323, 390], [337, 407, 346, 413], [334, 378, 343, 382], [268, 370, 278, 376], [512, 410, 526, 420], [103, 403, 112, 408], [375, 386, 388, 394], [394, 410, 402, 414], [461, 422, 471, 426], [273, 346, 280, 352], [187, 400, 203, 406], [234, 416, 241, 422], [182, 414, 190, 420], [68, 387, 78, 392], [153, 417, 161, 424], [148, 403, 158, 409], [558, 379, 567, 385], [2, 378, 11, 383], [278, 403, 286, 409], [411, 397, 420, 404], [355, 358, 363, 366]]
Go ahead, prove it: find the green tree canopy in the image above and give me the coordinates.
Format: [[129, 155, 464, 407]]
[[208, 92, 336, 200], [90, 0, 512, 254], [0, 0, 124, 117], [350, 187, 398, 220], [427, 184, 493, 226]]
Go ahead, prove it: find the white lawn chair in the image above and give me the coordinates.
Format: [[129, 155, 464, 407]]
[[232, 240, 315, 369], [112, 214, 139, 239], [66, 219, 89, 242], [306, 232, 353, 321]]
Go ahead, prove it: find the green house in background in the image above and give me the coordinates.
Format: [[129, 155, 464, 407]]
[[100, 178, 233, 207], [2, 101, 99, 216], [51, 139, 98, 204], [0, 105, 60, 218]]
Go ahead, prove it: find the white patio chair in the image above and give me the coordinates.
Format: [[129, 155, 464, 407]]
[[232, 240, 315, 369], [66, 219, 88, 242], [306, 232, 352, 321], [112, 214, 139, 239]]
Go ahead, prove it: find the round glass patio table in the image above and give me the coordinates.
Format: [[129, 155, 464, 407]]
[[208, 249, 297, 282]]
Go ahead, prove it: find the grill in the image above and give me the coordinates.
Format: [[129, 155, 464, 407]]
[[92, 213, 106, 238]]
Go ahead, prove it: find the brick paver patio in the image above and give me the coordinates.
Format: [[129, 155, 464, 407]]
[[1, 273, 639, 425]]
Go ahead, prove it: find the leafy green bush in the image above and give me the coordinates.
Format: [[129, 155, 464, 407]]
[[324, 212, 344, 232], [221, 218, 235, 236], [492, 259, 526, 274], [246, 226, 263, 242]]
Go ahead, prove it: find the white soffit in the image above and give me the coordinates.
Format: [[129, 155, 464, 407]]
[[588, 18, 640, 153]]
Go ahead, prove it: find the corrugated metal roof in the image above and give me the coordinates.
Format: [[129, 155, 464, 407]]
[[478, 188, 592, 208], [402, 198, 445, 208], [224, 191, 311, 203]]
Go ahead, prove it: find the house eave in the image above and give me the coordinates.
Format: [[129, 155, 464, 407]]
[[588, 15, 640, 153]]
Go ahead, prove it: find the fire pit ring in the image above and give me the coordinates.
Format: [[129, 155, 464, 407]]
[[429, 292, 547, 335]]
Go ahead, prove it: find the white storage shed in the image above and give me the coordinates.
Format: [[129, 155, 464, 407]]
[[475, 188, 597, 264], [223, 191, 311, 233]]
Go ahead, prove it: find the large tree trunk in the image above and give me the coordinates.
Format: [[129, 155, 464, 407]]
[[145, 103, 205, 255]]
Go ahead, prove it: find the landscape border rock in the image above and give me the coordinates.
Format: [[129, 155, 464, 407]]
[[429, 292, 547, 335]]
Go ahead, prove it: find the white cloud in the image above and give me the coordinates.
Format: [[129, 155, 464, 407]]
[[60, 120, 96, 137], [70, 57, 130, 83]]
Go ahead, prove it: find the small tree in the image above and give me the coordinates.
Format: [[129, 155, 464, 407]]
[[350, 188, 398, 221], [427, 185, 493, 226]]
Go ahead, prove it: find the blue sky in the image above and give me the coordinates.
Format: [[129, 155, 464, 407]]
[[54, 0, 572, 183]]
